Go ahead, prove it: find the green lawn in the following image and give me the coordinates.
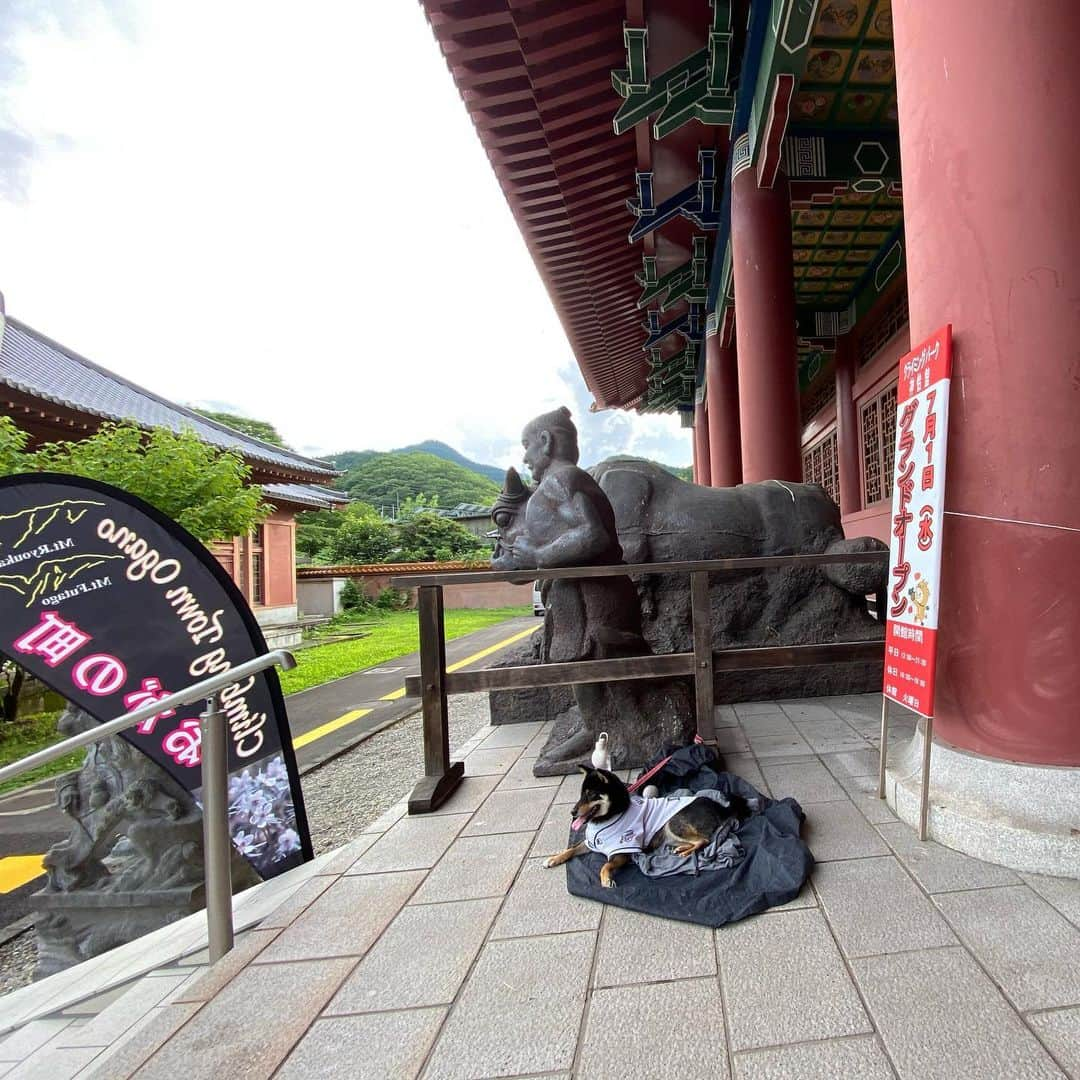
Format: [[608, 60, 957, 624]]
[[278, 607, 532, 695], [0, 710, 84, 796]]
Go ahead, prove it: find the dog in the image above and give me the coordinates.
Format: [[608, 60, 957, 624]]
[[543, 765, 751, 888]]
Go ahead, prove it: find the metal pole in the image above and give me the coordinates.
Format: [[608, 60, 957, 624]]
[[877, 695, 889, 799], [918, 715, 934, 841], [201, 692, 234, 963]]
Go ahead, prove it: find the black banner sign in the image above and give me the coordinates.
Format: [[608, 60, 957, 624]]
[[0, 474, 312, 878]]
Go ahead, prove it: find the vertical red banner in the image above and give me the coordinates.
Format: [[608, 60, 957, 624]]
[[883, 325, 952, 717]]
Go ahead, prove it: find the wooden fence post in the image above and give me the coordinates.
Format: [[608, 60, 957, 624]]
[[690, 571, 716, 743], [408, 584, 464, 813]]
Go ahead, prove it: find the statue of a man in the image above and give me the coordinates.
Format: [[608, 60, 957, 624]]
[[493, 407, 644, 660], [509, 406, 624, 570], [493, 407, 680, 771]]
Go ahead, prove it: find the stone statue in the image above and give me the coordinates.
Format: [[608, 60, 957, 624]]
[[491, 456, 887, 735], [491, 408, 695, 774], [33, 705, 256, 979]]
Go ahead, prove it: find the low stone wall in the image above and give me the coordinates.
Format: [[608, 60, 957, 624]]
[[297, 565, 529, 611]]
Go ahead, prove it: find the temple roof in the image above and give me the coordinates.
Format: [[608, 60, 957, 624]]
[[263, 483, 350, 510], [0, 315, 337, 482], [422, 0, 903, 417]]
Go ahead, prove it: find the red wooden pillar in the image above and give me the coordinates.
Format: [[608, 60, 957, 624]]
[[731, 162, 802, 482], [694, 400, 711, 486], [833, 334, 861, 518], [894, 1, 1080, 766], [706, 335, 742, 487]]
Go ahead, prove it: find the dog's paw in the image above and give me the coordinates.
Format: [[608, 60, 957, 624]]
[[542, 856, 557, 869], [600, 876, 617, 889]]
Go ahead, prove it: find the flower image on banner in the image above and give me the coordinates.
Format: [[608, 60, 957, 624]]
[[225, 755, 302, 876]]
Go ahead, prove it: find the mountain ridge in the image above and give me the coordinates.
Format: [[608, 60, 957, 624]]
[[324, 442, 692, 502]]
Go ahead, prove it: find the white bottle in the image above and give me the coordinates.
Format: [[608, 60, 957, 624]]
[[591, 732, 611, 771]]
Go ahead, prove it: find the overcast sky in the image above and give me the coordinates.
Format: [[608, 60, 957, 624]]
[[0, 1, 691, 471]]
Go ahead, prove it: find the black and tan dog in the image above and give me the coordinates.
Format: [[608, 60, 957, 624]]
[[543, 765, 750, 888]]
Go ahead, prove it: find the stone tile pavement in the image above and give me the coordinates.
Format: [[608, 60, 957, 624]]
[[2, 694, 1079, 1078]]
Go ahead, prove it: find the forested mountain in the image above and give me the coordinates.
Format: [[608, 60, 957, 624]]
[[332, 450, 501, 509], [191, 409, 290, 448], [323, 441, 691, 509], [393, 440, 505, 485]]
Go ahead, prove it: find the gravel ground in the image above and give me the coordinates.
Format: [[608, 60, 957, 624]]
[[0, 694, 493, 998], [0, 930, 36, 996], [303, 694, 491, 853]]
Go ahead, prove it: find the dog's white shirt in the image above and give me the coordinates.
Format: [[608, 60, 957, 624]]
[[584, 795, 698, 857]]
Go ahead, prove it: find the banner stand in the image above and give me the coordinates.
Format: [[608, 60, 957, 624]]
[[880, 323, 952, 845]]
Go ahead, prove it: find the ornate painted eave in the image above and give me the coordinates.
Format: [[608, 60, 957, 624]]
[[423, 0, 902, 418]]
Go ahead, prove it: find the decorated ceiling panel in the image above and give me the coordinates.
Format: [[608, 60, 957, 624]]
[[792, 0, 896, 127], [791, 186, 902, 309]]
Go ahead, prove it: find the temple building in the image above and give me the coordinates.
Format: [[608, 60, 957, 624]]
[[0, 305, 346, 646], [421, 1, 1079, 873]]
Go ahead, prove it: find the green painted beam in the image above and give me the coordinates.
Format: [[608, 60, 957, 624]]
[[613, 3, 735, 139], [637, 238, 710, 310], [747, 0, 819, 166], [613, 46, 708, 135]]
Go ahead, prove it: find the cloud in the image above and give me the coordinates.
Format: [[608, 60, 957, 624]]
[[0, 1, 693, 474], [0, 0, 137, 201]]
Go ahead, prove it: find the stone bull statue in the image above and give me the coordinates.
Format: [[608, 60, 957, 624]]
[[590, 457, 886, 620]]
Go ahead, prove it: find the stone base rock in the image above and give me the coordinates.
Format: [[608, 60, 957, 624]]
[[531, 677, 695, 775]]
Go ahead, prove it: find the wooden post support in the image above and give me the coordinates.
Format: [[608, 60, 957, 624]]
[[408, 584, 463, 813], [690, 571, 716, 743]]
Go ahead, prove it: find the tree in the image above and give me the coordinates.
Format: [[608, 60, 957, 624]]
[[325, 502, 396, 564], [0, 417, 269, 719], [295, 508, 343, 562], [193, 409, 290, 449], [26, 422, 267, 543], [393, 511, 488, 563]]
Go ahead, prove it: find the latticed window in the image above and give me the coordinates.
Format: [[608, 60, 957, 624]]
[[860, 382, 898, 505], [802, 430, 839, 504]]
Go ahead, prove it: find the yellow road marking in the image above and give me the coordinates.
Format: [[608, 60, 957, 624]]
[[295, 624, 541, 751], [446, 625, 539, 673], [292, 708, 372, 750], [0, 855, 44, 893], [378, 624, 539, 700]]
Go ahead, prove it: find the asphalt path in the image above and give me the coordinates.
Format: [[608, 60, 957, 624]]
[[0, 614, 541, 931]]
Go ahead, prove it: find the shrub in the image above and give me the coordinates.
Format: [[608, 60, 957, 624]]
[[375, 586, 409, 611], [339, 579, 370, 613]]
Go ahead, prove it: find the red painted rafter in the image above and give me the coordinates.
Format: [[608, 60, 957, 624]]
[[422, 0, 645, 408]]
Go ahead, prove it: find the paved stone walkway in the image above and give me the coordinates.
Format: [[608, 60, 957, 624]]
[[3, 693, 1080, 1078]]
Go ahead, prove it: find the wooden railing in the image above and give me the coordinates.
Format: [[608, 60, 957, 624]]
[[391, 551, 889, 813]]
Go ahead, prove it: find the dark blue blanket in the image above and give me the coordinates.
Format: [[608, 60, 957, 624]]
[[564, 745, 814, 927]]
